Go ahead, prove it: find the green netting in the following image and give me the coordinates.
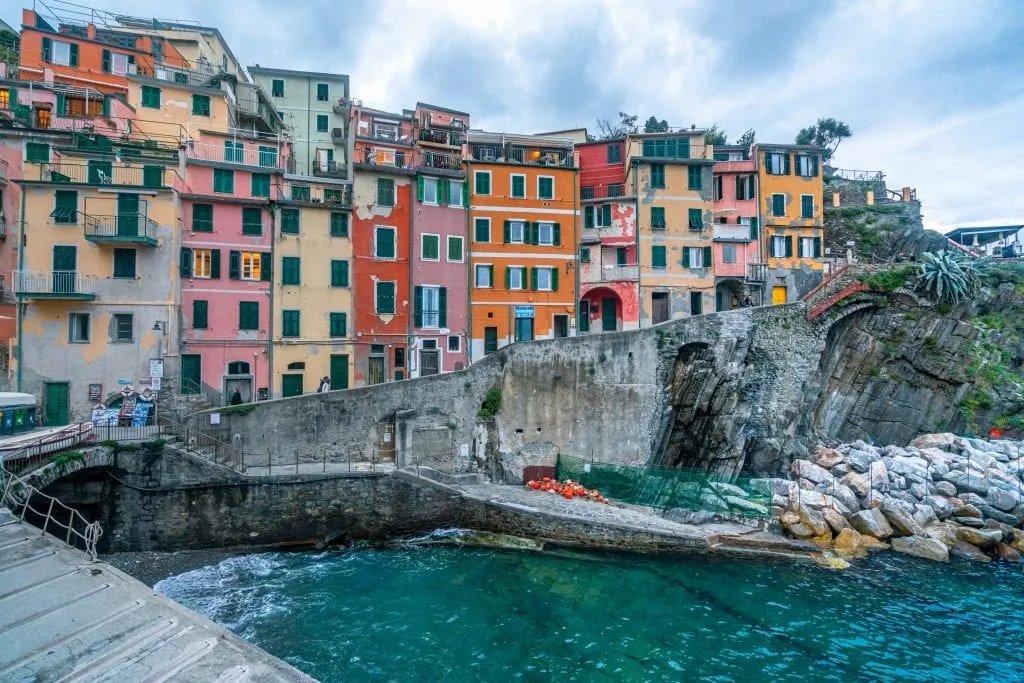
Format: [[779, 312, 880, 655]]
[[556, 454, 772, 517]]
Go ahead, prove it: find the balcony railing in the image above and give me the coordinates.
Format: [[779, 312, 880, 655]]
[[12, 270, 97, 300], [0, 159, 8, 182], [32, 162, 167, 187], [826, 168, 885, 182], [313, 159, 348, 179], [282, 184, 352, 207], [470, 145, 574, 168], [83, 213, 159, 246], [419, 150, 463, 172], [185, 142, 285, 170], [358, 149, 413, 170], [419, 128, 464, 147], [581, 264, 640, 284], [746, 263, 769, 282], [135, 63, 229, 90], [713, 223, 755, 241], [359, 129, 412, 144], [581, 184, 626, 201], [640, 140, 711, 161], [331, 127, 346, 143]]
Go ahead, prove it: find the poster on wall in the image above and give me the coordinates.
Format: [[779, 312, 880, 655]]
[[121, 396, 137, 416], [150, 359, 164, 379], [91, 408, 119, 427], [131, 403, 151, 427], [88, 383, 102, 402]]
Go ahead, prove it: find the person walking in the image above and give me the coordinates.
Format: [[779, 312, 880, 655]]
[[317, 376, 331, 393], [230, 387, 243, 405]]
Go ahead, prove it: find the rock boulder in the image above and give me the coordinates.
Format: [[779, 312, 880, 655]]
[[955, 526, 1003, 548], [891, 536, 950, 562], [849, 508, 894, 540]]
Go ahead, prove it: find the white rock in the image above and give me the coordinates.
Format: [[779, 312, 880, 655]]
[[792, 459, 834, 485]]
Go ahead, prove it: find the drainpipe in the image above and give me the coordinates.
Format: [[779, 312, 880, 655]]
[[266, 197, 276, 398], [15, 187, 25, 391], [573, 162, 579, 336], [466, 158, 473, 365], [632, 157, 641, 327], [408, 170, 415, 376]]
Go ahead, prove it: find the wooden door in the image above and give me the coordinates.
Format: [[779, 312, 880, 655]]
[[180, 354, 202, 394], [282, 374, 303, 397], [652, 293, 669, 324], [420, 349, 439, 376], [117, 193, 139, 236], [601, 298, 617, 331], [52, 245, 77, 294], [44, 382, 69, 426], [329, 354, 349, 390]]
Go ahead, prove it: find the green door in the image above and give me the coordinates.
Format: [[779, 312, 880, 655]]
[[616, 247, 628, 266], [484, 327, 498, 355], [329, 354, 349, 391], [181, 354, 202, 394], [52, 245, 77, 294], [282, 374, 303, 397], [44, 382, 69, 426], [117, 193, 139, 237], [601, 298, 617, 332]]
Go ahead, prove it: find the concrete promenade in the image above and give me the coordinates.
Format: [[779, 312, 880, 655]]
[[0, 507, 313, 683]]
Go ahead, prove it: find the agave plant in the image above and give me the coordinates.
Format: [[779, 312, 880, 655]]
[[915, 250, 980, 304]]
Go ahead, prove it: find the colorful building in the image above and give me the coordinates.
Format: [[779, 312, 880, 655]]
[[575, 138, 639, 333], [466, 131, 578, 359], [409, 103, 470, 377], [712, 144, 763, 309], [753, 143, 825, 304], [351, 105, 415, 385], [626, 131, 715, 325]]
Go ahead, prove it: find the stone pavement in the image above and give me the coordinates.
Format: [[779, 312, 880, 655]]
[[242, 460, 396, 477], [0, 506, 313, 682]]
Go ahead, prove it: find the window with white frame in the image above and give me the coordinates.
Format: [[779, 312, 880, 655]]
[[241, 252, 262, 280], [475, 264, 493, 288], [421, 233, 440, 261], [510, 220, 526, 244], [448, 180, 463, 207], [423, 177, 438, 205], [722, 244, 737, 264], [538, 222, 554, 245], [796, 155, 816, 177], [51, 40, 73, 66], [508, 266, 526, 290], [800, 237, 815, 258], [537, 176, 554, 200], [689, 247, 704, 269], [69, 312, 90, 343], [767, 152, 787, 175], [421, 286, 441, 327], [771, 236, 788, 258], [448, 335, 461, 352], [110, 52, 129, 75], [193, 249, 212, 278], [536, 267, 554, 291], [447, 235, 464, 262]]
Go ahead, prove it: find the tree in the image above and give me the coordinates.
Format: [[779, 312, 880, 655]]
[[643, 116, 669, 133], [736, 129, 756, 147], [593, 112, 638, 141], [704, 123, 727, 146], [795, 117, 851, 161]]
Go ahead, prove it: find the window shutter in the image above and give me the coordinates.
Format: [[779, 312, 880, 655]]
[[552, 223, 561, 246], [503, 220, 511, 244], [785, 236, 794, 258], [530, 267, 538, 291], [750, 217, 759, 240], [417, 175, 424, 202], [682, 247, 690, 267], [811, 156, 820, 177], [783, 153, 791, 175], [180, 247, 193, 277], [102, 49, 111, 72], [210, 249, 221, 279], [531, 222, 540, 246], [55, 92, 65, 116], [487, 266, 494, 288], [229, 250, 240, 279], [703, 246, 712, 267], [413, 286, 423, 327], [585, 206, 594, 229], [440, 178, 449, 205], [463, 180, 469, 202], [505, 265, 511, 289], [69, 43, 79, 66], [735, 176, 743, 200], [602, 205, 612, 226], [550, 267, 558, 292], [438, 287, 448, 328], [101, 96, 111, 117], [42, 37, 52, 63], [813, 236, 822, 258], [193, 300, 208, 329], [261, 254, 272, 281]]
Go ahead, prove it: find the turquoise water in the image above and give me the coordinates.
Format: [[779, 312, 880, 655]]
[[156, 545, 1024, 682]]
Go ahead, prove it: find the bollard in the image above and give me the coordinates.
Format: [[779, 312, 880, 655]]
[[323, 450, 327, 473]]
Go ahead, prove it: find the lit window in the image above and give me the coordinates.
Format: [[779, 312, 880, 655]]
[[241, 252, 262, 280], [193, 249, 212, 278]]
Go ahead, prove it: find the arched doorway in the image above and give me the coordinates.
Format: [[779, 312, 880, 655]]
[[715, 278, 746, 311], [581, 287, 623, 333]]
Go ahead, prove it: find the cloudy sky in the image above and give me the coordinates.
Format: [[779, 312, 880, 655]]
[[9, 0, 1023, 230]]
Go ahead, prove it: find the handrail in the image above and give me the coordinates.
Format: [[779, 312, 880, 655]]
[[0, 467, 103, 561], [156, 414, 248, 472], [0, 422, 96, 475]]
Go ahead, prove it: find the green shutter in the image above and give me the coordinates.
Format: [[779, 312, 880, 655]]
[[703, 246, 712, 267], [55, 92, 66, 116], [210, 249, 221, 279], [813, 236, 822, 258], [329, 312, 347, 337], [783, 153, 791, 175], [102, 49, 111, 72], [503, 220, 511, 244], [438, 288, 448, 328], [529, 267, 538, 291], [251, 173, 270, 197], [239, 302, 259, 330], [42, 37, 52, 63], [552, 223, 561, 246], [229, 250, 240, 279], [69, 43, 79, 66], [282, 257, 300, 285], [261, 254, 272, 281], [331, 260, 349, 287], [475, 218, 489, 243], [580, 247, 590, 263], [180, 247, 193, 277], [785, 236, 794, 258], [654, 245, 667, 269], [550, 268, 558, 292], [330, 212, 348, 237], [193, 300, 208, 329], [413, 286, 423, 327], [192, 204, 213, 232], [584, 206, 594, 229], [601, 205, 612, 226], [279, 208, 299, 234], [530, 222, 540, 246], [143, 165, 163, 188], [681, 247, 690, 268], [750, 217, 759, 240], [282, 310, 300, 337], [417, 175, 424, 202]]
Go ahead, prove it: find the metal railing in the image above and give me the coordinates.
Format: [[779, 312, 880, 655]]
[[0, 422, 96, 476], [419, 150, 463, 171], [157, 415, 249, 472], [713, 223, 755, 241], [282, 183, 352, 206], [359, 149, 413, 169], [12, 270, 97, 298], [32, 162, 164, 187], [185, 142, 285, 169], [1, 468, 103, 561], [420, 128, 464, 146], [470, 146, 575, 167], [827, 168, 885, 182], [359, 129, 411, 144], [581, 264, 639, 283], [581, 184, 626, 201], [83, 213, 159, 243], [135, 62, 229, 90], [313, 159, 348, 179], [746, 263, 769, 282], [331, 127, 346, 142], [640, 141, 712, 161]]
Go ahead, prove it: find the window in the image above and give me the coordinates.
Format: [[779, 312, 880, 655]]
[[684, 247, 709, 269], [43, 39, 78, 66], [143, 165, 164, 188], [538, 222, 555, 245], [509, 220, 526, 244], [642, 138, 690, 159], [111, 313, 133, 342], [193, 249, 213, 278], [375, 281, 396, 314], [688, 166, 703, 190], [607, 144, 622, 164], [258, 146, 278, 168], [27, 142, 50, 163], [712, 175, 723, 201], [251, 173, 271, 197], [316, 114, 329, 133], [474, 170, 491, 195], [281, 256, 301, 285], [691, 292, 703, 316], [767, 152, 789, 175], [238, 301, 259, 330], [507, 266, 526, 290], [331, 259, 349, 287], [192, 94, 211, 116], [771, 235, 791, 258], [414, 233, 438, 261], [141, 85, 161, 109], [52, 190, 78, 223], [688, 208, 704, 230], [535, 267, 555, 291], [651, 206, 666, 230], [475, 264, 493, 288], [375, 226, 396, 258], [330, 212, 349, 237], [772, 193, 786, 217], [447, 235, 464, 262], [224, 141, 244, 163], [796, 155, 818, 177], [801, 195, 814, 219], [418, 286, 443, 328], [421, 177, 438, 204], [538, 176, 554, 200], [722, 244, 737, 264], [800, 237, 815, 259], [69, 312, 90, 343], [652, 245, 666, 269], [448, 335, 461, 352], [594, 204, 612, 228], [736, 175, 755, 200], [511, 174, 526, 199], [279, 208, 299, 234], [272, 79, 284, 97], [329, 312, 347, 337], [243, 207, 264, 235], [580, 247, 590, 263], [377, 178, 395, 206], [474, 217, 491, 243], [193, 300, 209, 329], [282, 310, 300, 338], [241, 252, 263, 280], [112, 248, 136, 278], [650, 164, 666, 188], [316, 83, 329, 101], [448, 180, 463, 207], [213, 168, 234, 193]]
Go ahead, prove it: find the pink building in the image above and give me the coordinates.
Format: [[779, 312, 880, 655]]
[[576, 139, 639, 333], [712, 145, 763, 309], [409, 103, 470, 377], [179, 131, 287, 403]]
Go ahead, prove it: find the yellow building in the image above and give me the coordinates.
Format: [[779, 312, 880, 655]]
[[14, 130, 181, 424], [271, 177, 356, 397], [626, 132, 715, 325], [754, 144, 824, 304]]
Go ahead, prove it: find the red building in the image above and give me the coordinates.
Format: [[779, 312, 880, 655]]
[[576, 138, 639, 332], [712, 144, 763, 308]]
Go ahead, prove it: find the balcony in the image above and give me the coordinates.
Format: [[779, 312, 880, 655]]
[[640, 139, 712, 161], [713, 223, 755, 242], [83, 213, 159, 246], [418, 150, 463, 172], [470, 145, 574, 168], [235, 91, 284, 135], [313, 159, 348, 179], [746, 264, 769, 282], [282, 183, 352, 207], [581, 263, 640, 284], [332, 100, 349, 116], [135, 63, 230, 90], [12, 271, 96, 300], [185, 142, 286, 170], [32, 162, 167, 188], [359, 129, 412, 145], [581, 184, 626, 201], [357, 149, 413, 171], [419, 128, 464, 147], [331, 127, 346, 143]]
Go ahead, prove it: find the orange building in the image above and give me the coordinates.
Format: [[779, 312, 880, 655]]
[[467, 131, 578, 359]]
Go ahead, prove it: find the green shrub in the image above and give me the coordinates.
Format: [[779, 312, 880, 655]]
[[220, 403, 257, 416], [478, 387, 502, 418], [52, 451, 86, 468], [915, 250, 980, 304], [862, 265, 915, 292]]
